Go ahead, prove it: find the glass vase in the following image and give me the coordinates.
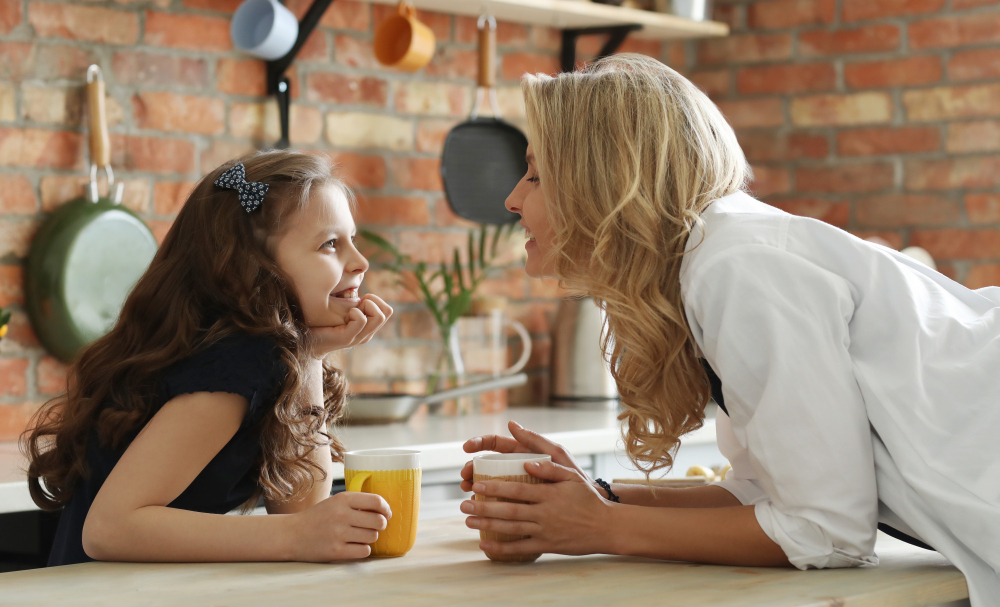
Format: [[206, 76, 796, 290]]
[[428, 324, 474, 415]]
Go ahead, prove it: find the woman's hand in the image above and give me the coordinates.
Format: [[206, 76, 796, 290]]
[[289, 491, 392, 562], [461, 461, 617, 557], [307, 294, 392, 358], [459, 420, 595, 493]]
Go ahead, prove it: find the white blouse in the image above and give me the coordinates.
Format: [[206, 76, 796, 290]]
[[680, 191, 1000, 606]]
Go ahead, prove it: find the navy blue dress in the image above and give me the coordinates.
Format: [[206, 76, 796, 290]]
[[47, 332, 286, 566]]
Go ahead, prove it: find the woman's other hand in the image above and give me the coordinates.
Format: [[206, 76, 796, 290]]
[[459, 421, 595, 492], [290, 490, 392, 562], [461, 461, 616, 557], [307, 294, 392, 358]]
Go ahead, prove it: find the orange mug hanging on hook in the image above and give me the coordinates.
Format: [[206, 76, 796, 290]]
[[373, 1, 436, 72]]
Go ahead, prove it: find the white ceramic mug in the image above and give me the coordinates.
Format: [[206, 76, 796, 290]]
[[472, 452, 552, 563], [231, 0, 299, 60], [472, 452, 552, 477]]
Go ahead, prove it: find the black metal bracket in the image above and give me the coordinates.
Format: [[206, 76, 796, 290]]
[[266, 0, 335, 148], [560, 24, 643, 73]]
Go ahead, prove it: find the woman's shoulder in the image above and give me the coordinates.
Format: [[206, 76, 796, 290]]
[[682, 191, 862, 280], [690, 192, 791, 253], [681, 193, 790, 283]]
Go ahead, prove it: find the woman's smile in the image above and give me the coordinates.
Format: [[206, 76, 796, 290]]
[[524, 224, 537, 250]]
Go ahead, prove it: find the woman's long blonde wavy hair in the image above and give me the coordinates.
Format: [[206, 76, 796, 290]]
[[521, 54, 750, 475], [23, 149, 351, 511]]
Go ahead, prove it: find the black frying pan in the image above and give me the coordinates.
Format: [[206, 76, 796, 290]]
[[440, 14, 526, 226]]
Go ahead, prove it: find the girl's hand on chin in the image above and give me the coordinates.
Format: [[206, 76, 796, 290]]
[[461, 461, 617, 557], [307, 294, 393, 358]]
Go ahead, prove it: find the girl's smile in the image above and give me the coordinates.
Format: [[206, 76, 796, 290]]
[[331, 286, 361, 303]]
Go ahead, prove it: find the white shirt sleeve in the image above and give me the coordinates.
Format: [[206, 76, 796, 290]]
[[685, 244, 879, 569], [714, 409, 770, 505]]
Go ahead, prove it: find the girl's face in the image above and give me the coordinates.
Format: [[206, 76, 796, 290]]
[[505, 144, 555, 278], [273, 184, 368, 327]]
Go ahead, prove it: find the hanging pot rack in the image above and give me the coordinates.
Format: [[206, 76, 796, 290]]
[[262, 0, 727, 147]]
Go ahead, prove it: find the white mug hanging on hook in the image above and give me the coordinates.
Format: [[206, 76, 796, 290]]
[[231, 0, 299, 60], [450, 297, 532, 412]]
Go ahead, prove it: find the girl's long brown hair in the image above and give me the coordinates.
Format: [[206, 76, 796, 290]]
[[521, 55, 751, 476], [22, 149, 351, 511]]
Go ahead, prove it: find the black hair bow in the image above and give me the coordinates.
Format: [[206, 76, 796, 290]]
[[214, 163, 268, 213]]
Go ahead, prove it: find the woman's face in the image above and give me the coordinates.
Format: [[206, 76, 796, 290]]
[[505, 144, 555, 278], [273, 184, 369, 327]]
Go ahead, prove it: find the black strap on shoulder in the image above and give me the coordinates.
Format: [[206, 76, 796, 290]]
[[697, 358, 934, 552], [699, 358, 727, 416]]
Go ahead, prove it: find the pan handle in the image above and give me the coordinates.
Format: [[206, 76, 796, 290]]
[[472, 14, 502, 120], [86, 65, 114, 203], [477, 14, 496, 90], [422, 372, 528, 406]]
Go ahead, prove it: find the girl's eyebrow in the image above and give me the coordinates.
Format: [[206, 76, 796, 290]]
[[314, 226, 357, 241], [314, 227, 338, 241], [525, 154, 534, 164]]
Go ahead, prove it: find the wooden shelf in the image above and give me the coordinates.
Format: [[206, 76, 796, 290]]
[[363, 0, 729, 40]]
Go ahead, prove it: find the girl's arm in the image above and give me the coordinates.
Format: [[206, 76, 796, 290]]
[[463, 461, 790, 567], [265, 359, 335, 515], [83, 391, 390, 563], [263, 441, 334, 515]]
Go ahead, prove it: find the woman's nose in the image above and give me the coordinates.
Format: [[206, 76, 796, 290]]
[[505, 188, 522, 214]]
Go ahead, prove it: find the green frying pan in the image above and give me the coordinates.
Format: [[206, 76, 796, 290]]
[[25, 65, 158, 362]]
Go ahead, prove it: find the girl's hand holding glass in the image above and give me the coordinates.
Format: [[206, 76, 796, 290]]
[[288, 490, 393, 561]]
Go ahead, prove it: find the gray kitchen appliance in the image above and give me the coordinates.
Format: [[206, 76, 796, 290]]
[[549, 297, 620, 409]]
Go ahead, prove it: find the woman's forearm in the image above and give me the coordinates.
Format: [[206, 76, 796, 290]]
[[606, 503, 790, 567], [612, 483, 743, 508], [83, 506, 298, 563]]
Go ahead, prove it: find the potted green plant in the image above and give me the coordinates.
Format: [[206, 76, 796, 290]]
[[360, 224, 519, 412]]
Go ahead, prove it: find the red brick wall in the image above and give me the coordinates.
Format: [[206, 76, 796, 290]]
[[691, 0, 1000, 289], [0, 0, 674, 439]]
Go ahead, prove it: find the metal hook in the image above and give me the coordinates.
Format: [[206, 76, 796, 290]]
[[88, 164, 115, 203], [471, 88, 501, 121], [86, 64, 103, 84], [477, 13, 496, 31]]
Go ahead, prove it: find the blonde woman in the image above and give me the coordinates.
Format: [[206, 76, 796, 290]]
[[458, 54, 999, 606]]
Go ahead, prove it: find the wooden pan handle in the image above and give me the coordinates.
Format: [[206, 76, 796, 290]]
[[478, 25, 496, 89], [86, 78, 110, 168]]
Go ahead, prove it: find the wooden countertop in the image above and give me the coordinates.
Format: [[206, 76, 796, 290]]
[[0, 408, 717, 514], [0, 516, 968, 606]]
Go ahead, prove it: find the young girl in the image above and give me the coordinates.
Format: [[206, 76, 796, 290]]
[[459, 54, 1000, 606], [23, 150, 395, 565]]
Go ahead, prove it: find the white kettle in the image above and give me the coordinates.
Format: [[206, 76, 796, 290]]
[[548, 297, 620, 409]]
